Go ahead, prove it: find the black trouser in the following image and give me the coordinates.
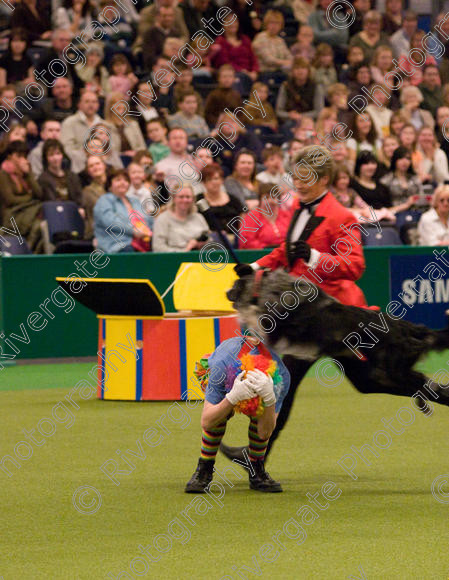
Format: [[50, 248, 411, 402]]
[[265, 355, 445, 459]]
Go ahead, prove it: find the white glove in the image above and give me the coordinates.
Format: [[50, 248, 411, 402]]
[[245, 369, 275, 407], [226, 372, 257, 406]]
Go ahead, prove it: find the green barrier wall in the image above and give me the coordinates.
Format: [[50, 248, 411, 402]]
[[0, 246, 441, 360]]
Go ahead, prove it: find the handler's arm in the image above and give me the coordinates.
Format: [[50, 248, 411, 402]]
[[201, 399, 233, 430]]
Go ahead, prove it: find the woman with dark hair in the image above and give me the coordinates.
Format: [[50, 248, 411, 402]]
[[54, 0, 97, 36], [224, 150, 259, 209], [350, 151, 392, 210], [94, 168, 153, 253], [197, 162, 245, 235], [0, 141, 43, 251], [238, 183, 292, 249], [346, 111, 381, 169], [10, 0, 51, 42], [0, 29, 33, 87], [380, 146, 424, 214], [38, 139, 83, 204]]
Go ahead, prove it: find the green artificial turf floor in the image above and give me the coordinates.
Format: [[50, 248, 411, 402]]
[[1, 356, 449, 580]]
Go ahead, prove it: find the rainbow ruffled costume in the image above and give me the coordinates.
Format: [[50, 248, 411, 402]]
[[194, 341, 284, 417]]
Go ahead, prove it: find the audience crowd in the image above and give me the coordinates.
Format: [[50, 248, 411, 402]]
[[1, 0, 449, 253]]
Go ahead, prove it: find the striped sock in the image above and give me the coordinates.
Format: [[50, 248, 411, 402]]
[[248, 417, 269, 462], [200, 422, 227, 461]]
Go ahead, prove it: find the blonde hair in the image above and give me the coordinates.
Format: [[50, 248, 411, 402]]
[[263, 9, 284, 28], [433, 184, 449, 208], [294, 145, 335, 182], [169, 184, 197, 214], [400, 85, 424, 105]]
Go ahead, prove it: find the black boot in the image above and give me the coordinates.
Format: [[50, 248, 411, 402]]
[[249, 459, 282, 492], [219, 442, 248, 464], [185, 458, 215, 493]]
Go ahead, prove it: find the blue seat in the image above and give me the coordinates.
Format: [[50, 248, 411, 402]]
[[362, 226, 402, 246], [42, 201, 85, 244], [0, 235, 31, 255]]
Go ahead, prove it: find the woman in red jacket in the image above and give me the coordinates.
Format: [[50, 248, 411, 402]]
[[238, 183, 293, 249]]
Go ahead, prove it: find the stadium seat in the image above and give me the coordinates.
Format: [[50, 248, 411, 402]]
[[41, 201, 89, 253], [0, 235, 31, 255], [362, 226, 402, 246]]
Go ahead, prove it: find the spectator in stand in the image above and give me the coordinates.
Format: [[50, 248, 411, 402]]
[[400, 85, 435, 132], [173, 65, 201, 109], [349, 0, 371, 36], [0, 121, 28, 161], [246, 82, 278, 132], [38, 139, 82, 204], [436, 106, 449, 161], [94, 169, 153, 254], [276, 57, 322, 126], [419, 65, 443, 118], [104, 93, 146, 160], [135, 0, 188, 55], [331, 163, 371, 219], [370, 45, 395, 85], [41, 77, 77, 124], [212, 16, 259, 95], [227, 0, 263, 39], [0, 141, 43, 252], [252, 9, 292, 75], [142, 4, 179, 70], [132, 150, 154, 186], [153, 127, 194, 178], [346, 111, 381, 169], [168, 91, 209, 139], [315, 108, 337, 141], [10, 0, 52, 42], [108, 54, 138, 97], [418, 185, 449, 246], [327, 83, 352, 127], [349, 11, 391, 63], [82, 155, 108, 240], [366, 87, 393, 140], [399, 30, 438, 87], [290, 24, 315, 60], [204, 65, 242, 128], [36, 29, 81, 94], [308, 0, 348, 49], [377, 135, 399, 177], [74, 43, 110, 99], [380, 146, 424, 213], [224, 149, 259, 209], [383, 0, 403, 35], [213, 114, 263, 174], [390, 10, 418, 58], [347, 62, 372, 102], [54, 0, 97, 36], [350, 150, 392, 211], [398, 123, 418, 162], [312, 44, 337, 95], [179, 0, 219, 37], [60, 90, 112, 173], [28, 120, 61, 178], [415, 127, 449, 186], [238, 182, 292, 249], [390, 110, 408, 139], [150, 57, 177, 116], [133, 81, 160, 135], [127, 162, 156, 212], [339, 45, 365, 85], [0, 28, 34, 88], [196, 163, 244, 234], [146, 118, 170, 164], [256, 146, 288, 187], [153, 185, 210, 252]]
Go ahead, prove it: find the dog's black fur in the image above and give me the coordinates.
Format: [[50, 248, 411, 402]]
[[227, 270, 449, 402]]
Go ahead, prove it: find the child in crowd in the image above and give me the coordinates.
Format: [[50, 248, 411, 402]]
[[246, 82, 277, 131], [185, 334, 290, 493], [339, 45, 365, 84], [312, 43, 337, 94], [290, 24, 315, 60], [127, 162, 155, 211], [168, 90, 209, 139], [204, 64, 242, 127], [108, 53, 138, 96], [146, 118, 170, 164], [256, 145, 288, 187], [75, 43, 110, 98]]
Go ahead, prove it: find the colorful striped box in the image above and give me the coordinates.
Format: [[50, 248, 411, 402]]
[[97, 314, 239, 401]]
